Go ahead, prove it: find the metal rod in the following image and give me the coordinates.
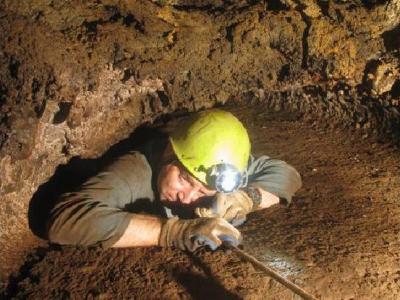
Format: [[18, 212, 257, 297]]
[[224, 243, 318, 300]]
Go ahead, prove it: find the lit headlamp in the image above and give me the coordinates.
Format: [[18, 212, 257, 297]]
[[206, 164, 247, 193]]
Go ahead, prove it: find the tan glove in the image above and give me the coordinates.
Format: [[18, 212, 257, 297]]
[[159, 217, 241, 252], [195, 190, 255, 226]]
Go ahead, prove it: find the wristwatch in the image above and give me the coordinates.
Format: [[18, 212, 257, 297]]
[[242, 186, 262, 209]]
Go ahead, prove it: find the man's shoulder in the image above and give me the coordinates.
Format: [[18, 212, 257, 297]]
[[106, 151, 152, 174]]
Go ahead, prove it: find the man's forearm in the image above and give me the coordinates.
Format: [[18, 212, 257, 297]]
[[112, 214, 163, 248], [256, 187, 280, 209]]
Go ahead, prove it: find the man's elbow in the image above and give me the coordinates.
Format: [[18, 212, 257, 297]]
[[280, 165, 302, 205], [46, 220, 101, 247], [294, 168, 303, 192]]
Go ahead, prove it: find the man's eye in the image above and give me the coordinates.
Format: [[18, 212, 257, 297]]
[[180, 173, 195, 187], [180, 172, 189, 181], [179, 174, 188, 183]]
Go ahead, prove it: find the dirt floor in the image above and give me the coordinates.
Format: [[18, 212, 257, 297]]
[[3, 105, 400, 299]]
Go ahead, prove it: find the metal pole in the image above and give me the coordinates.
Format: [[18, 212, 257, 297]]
[[224, 243, 318, 300]]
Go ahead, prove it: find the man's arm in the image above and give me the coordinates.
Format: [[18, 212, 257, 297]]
[[112, 214, 242, 251], [47, 152, 155, 248], [246, 155, 302, 206], [112, 214, 162, 248], [256, 187, 280, 209]]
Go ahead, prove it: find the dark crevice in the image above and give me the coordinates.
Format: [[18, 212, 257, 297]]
[[292, 1, 311, 69], [266, 0, 289, 11], [317, 0, 330, 17], [169, 0, 259, 13], [107, 6, 122, 23], [334, 8, 344, 22], [34, 100, 47, 118], [53, 102, 72, 124], [391, 80, 400, 99], [278, 64, 290, 81], [81, 6, 145, 39], [83, 20, 98, 35], [157, 90, 170, 107], [122, 68, 135, 83], [172, 4, 215, 11], [361, 59, 380, 91], [123, 14, 145, 33], [226, 23, 237, 53], [0, 131, 8, 150], [31, 79, 41, 96], [0, 82, 7, 108], [171, 1, 230, 14], [8, 56, 20, 79], [382, 25, 400, 53], [361, 0, 387, 9]]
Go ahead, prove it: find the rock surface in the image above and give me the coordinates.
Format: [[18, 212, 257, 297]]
[[0, 0, 399, 288]]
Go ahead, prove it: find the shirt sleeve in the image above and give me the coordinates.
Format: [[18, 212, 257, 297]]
[[47, 152, 154, 248], [246, 154, 302, 205]]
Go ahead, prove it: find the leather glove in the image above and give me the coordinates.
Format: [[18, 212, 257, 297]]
[[159, 217, 242, 252], [195, 190, 255, 226]]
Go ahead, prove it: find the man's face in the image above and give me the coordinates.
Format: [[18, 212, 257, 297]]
[[158, 162, 216, 206]]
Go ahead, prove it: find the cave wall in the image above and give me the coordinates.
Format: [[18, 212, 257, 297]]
[[0, 0, 399, 285]]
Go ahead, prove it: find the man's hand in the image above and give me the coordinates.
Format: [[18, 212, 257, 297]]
[[159, 217, 241, 252], [195, 190, 254, 226]]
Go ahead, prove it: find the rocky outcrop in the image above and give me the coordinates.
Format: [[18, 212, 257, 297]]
[[0, 0, 399, 286]]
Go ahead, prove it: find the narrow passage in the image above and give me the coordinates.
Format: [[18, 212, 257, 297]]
[[5, 105, 400, 300]]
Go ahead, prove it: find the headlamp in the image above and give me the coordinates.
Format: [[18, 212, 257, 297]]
[[206, 164, 247, 193]]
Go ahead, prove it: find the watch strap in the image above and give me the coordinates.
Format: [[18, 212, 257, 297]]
[[242, 186, 262, 210]]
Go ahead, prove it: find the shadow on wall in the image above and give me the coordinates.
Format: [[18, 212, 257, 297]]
[[28, 125, 168, 240]]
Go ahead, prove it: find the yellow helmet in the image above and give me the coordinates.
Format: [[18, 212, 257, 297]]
[[170, 109, 250, 192]]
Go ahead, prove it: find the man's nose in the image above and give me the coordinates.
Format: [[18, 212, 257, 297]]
[[180, 188, 200, 204]]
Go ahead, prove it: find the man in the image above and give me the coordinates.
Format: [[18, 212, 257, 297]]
[[47, 110, 302, 251]]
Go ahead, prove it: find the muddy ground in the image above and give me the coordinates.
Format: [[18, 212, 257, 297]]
[[3, 105, 399, 299]]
